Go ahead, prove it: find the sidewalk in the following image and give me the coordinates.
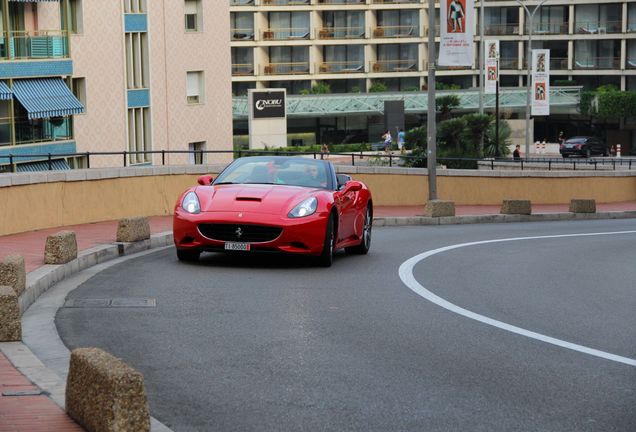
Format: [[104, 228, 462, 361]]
[[1, 203, 636, 431]]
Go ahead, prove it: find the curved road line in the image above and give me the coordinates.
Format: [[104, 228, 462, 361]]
[[398, 230, 636, 367]]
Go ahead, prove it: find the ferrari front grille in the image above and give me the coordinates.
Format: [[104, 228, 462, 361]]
[[198, 223, 282, 243]]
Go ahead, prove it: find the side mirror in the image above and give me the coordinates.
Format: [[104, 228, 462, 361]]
[[344, 180, 363, 192], [336, 174, 352, 190], [197, 175, 214, 186]]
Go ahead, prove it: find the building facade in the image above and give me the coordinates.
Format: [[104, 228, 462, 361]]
[[0, 0, 232, 172], [230, 0, 636, 94]]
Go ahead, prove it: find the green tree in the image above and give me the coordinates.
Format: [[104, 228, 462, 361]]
[[311, 82, 331, 94], [369, 81, 388, 92], [462, 113, 493, 156], [437, 117, 467, 152], [484, 119, 512, 157], [436, 95, 461, 120]]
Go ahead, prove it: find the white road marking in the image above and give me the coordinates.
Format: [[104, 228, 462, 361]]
[[398, 230, 636, 367]]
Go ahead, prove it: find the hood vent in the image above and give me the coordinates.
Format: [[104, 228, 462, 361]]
[[236, 197, 262, 202]]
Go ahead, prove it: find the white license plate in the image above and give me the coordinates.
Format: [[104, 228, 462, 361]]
[[224, 242, 251, 251]]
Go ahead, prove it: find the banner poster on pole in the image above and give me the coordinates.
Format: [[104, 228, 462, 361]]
[[439, 0, 474, 67], [484, 40, 499, 94], [531, 49, 550, 116]]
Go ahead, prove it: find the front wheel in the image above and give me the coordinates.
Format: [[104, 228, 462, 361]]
[[317, 215, 335, 267], [346, 205, 372, 255], [176, 248, 200, 262]]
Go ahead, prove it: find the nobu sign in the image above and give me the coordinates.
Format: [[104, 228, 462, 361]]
[[252, 91, 286, 119]]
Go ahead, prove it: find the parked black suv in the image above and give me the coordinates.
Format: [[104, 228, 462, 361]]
[[559, 136, 610, 158]]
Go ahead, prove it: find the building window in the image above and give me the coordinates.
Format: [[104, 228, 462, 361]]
[[189, 142, 206, 164], [71, 77, 87, 109], [185, 0, 202, 32], [127, 107, 151, 164], [187, 71, 204, 104], [124, 0, 147, 13], [125, 32, 149, 89], [69, 0, 83, 34]]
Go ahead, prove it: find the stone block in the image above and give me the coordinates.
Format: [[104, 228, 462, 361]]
[[424, 200, 456, 217], [66, 348, 150, 432], [0, 286, 21, 341], [500, 200, 532, 215], [116, 217, 151, 243], [0, 255, 26, 296], [44, 231, 78, 265], [569, 199, 596, 214]]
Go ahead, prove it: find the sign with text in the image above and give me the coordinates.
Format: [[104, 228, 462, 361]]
[[531, 49, 550, 116], [439, 0, 474, 67], [250, 90, 286, 119], [485, 40, 499, 94]]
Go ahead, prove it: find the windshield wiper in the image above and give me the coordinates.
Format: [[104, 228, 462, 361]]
[[214, 181, 235, 185]]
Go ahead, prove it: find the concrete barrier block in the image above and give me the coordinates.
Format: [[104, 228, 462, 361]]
[[0, 286, 21, 341], [569, 199, 596, 213], [0, 255, 26, 296], [500, 200, 532, 215], [424, 200, 456, 217], [116, 217, 151, 243], [44, 231, 78, 265], [66, 348, 151, 432]]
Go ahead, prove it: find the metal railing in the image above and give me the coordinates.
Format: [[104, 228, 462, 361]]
[[317, 61, 364, 73], [0, 30, 69, 60], [2, 150, 633, 173], [317, 26, 365, 39], [575, 21, 622, 34], [371, 59, 418, 72], [232, 63, 255, 76], [484, 23, 520, 35], [0, 117, 73, 147], [262, 27, 310, 40], [263, 62, 310, 75], [230, 28, 255, 40], [372, 25, 418, 38]]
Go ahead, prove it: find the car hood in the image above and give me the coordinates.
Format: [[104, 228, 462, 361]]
[[197, 184, 319, 215]]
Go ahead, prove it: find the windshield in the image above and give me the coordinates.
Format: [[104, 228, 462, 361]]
[[214, 157, 333, 190], [565, 137, 588, 144]]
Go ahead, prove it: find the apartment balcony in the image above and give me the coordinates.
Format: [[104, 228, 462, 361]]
[[263, 62, 310, 74], [575, 21, 622, 34], [317, 61, 364, 73], [262, 28, 310, 40], [372, 25, 418, 38], [231, 28, 255, 41], [317, 26, 365, 39], [318, 0, 365, 4], [0, 116, 73, 148], [371, 59, 418, 72], [484, 24, 519, 36], [627, 58, 636, 69], [499, 57, 518, 69], [230, 0, 256, 5], [232, 63, 255, 76], [573, 57, 620, 69], [262, 0, 310, 5], [527, 22, 568, 35], [550, 57, 568, 70], [371, 0, 420, 4], [0, 30, 69, 61]]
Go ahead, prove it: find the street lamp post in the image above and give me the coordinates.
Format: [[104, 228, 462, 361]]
[[427, 0, 437, 200], [515, 0, 549, 158]]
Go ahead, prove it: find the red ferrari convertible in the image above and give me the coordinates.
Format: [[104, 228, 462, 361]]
[[173, 156, 372, 266]]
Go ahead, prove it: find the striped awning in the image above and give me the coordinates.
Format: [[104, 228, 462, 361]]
[[0, 81, 12, 100], [12, 78, 84, 120], [16, 159, 70, 172]]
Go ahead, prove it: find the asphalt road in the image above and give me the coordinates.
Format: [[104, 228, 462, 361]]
[[56, 219, 636, 432]]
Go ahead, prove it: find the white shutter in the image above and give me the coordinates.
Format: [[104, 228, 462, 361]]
[[185, 0, 198, 15], [186, 72, 199, 97]]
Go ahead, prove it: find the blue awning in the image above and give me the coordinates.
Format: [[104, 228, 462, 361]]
[[0, 81, 12, 100], [16, 159, 70, 172], [12, 78, 84, 120]]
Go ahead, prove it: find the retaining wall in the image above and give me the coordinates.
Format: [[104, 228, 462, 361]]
[[1, 164, 635, 236]]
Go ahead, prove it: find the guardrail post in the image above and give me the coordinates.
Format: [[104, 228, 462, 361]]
[[548, 160, 552, 170], [389, 154, 392, 167], [613, 160, 616, 170], [86, 152, 90, 169], [520, 160, 523, 170], [162, 150, 165, 165], [123, 151, 127, 167], [491, 160, 494, 170], [594, 161, 597, 170], [351, 153, 355, 166], [313, 153, 316, 159], [573, 161, 576, 171], [630, 160, 632, 170], [47, 153, 52, 171]]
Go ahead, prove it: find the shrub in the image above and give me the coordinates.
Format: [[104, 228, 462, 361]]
[[369, 81, 388, 92]]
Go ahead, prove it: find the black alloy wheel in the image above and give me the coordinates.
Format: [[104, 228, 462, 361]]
[[318, 215, 335, 267], [346, 205, 372, 255]]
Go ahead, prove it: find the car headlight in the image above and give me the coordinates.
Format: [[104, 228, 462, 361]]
[[288, 197, 317, 218], [181, 191, 201, 214]]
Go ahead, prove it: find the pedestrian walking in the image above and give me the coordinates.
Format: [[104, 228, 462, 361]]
[[382, 130, 392, 154], [397, 128, 406, 154]]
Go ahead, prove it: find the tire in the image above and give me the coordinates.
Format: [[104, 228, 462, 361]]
[[346, 205, 372, 255], [317, 215, 335, 267], [176, 248, 200, 262]]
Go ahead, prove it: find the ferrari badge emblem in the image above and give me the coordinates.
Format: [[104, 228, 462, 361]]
[[235, 227, 243, 239]]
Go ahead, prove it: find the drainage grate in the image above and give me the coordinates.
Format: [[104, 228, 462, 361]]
[[63, 298, 156, 308]]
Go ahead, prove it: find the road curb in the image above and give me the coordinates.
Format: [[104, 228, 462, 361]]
[[373, 211, 636, 226]]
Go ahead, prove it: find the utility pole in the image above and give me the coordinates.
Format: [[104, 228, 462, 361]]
[[427, 0, 437, 200], [478, 0, 485, 156], [516, 0, 549, 158]]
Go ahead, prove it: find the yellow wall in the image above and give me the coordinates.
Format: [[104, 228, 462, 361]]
[[1, 171, 635, 236]]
